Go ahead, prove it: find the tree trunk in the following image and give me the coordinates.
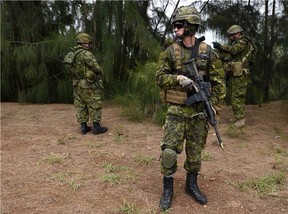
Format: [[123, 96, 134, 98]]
[[263, 0, 269, 102]]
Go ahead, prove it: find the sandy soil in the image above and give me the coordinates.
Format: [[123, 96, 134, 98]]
[[1, 101, 288, 214]]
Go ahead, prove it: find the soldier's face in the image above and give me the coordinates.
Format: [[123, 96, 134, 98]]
[[228, 33, 240, 41], [82, 43, 92, 49], [173, 22, 185, 36]]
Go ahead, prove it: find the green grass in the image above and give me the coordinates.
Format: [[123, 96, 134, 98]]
[[274, 144, 288, 157], [114, 135, 127, 143], [86, 141, 103, 149], [117, 199, 138, 214], [101, 173, 121, 185], [67, 179, 83, 191], [223, 125, 245, 139], [237, 170, 287, 196], [45, 172, 66, 182], [273, 127, 288, 142], [101, 161, 137, 185], [113, 124, 128, 143], [57, 134, 77, 145], [45, 171, 83, 191], [134, 155, 154, 166], [102, 161, 117, 173], [44, 152, 63, 165], [201, 151, 213, 161]]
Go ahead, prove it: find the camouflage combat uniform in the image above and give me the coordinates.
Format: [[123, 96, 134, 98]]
[[218, 35, 251, 121], [64, 33, 107, 135], [214, 24, 257, 124], [155, 38, 226, 176], [71, 45, 104, 124]]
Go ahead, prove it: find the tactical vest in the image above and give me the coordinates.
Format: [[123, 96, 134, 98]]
[[161, 41, 210, 105], [223, 36, 256, 76], [64, 48, 98, 86]]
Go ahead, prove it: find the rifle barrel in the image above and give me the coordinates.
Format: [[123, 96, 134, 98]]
[[45, 55, 64, 64]]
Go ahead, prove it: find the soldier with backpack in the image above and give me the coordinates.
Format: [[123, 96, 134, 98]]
[[64, 33, 107, 135], [155, 6, 226, 211], [213, 25, 257, 128]]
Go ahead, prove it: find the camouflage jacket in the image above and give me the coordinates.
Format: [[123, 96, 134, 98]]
[[68, 45, 103, 89], [155, 38, 226, 118], [218, 36, 252, 69]]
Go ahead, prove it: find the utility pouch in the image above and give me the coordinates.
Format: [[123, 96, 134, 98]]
[[160, 87, 187, 105], [231, 61, 243, 76]]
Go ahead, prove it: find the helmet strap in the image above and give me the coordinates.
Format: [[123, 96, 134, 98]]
[[183, 23, 198, 36]]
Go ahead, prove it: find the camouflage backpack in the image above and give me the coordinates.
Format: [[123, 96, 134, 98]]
[[244, 36, 257, 66], [63, 49, 84, 79]]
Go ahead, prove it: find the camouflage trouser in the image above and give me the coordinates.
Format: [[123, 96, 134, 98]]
[[160, 114, 209, 176], [230, 74, 249, 120], [73, 86, 102, 123]]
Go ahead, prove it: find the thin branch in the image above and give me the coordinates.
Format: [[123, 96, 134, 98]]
[[161, 0, 181, 44], [8, 40, 53, 45], [154, 0, 170, 33]]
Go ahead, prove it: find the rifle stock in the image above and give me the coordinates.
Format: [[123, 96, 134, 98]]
[[183, 58, 224, 150]]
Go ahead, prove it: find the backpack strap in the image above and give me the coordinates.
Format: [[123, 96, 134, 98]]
[[242, 37, 257, 63], [71, 49, 85, 80], [73, 49, 85, 63]]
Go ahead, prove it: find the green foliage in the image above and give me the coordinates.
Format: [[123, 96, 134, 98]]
[[2, 0, 287, 111], [1, 1, 160, 104], [153, 104, 168, 126], [113, 61, 163, 122]]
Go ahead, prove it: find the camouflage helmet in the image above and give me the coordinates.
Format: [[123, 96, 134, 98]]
[[76, 33, 92, 44], [171, 6, 201, 25], [227, 25, 243, 35]]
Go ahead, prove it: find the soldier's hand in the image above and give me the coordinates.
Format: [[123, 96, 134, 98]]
[[213, 42, 222, 50], [177, 75, 194, 90]]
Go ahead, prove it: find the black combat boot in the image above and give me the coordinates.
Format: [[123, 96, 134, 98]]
[[92, 122, 108, 135], [185, 172, 207, 205], [80, 122, 91, 135], [159, 176, 173, 211]]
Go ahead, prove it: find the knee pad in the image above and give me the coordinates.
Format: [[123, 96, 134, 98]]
[[162, 148, 177, 168]]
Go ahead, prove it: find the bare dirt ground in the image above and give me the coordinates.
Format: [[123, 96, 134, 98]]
[[1, 101, 288, 214]]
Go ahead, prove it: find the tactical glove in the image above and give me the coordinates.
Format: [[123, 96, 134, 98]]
[[177, 75, 194, 90], [212, 42, 222, 50]]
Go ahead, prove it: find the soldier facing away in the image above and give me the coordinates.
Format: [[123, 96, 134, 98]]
[[64, 33, 107, 135], [213, 25, 257, 128], [155, 6, 226, 211]]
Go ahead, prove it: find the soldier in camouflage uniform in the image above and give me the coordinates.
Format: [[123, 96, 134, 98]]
[[64, 33, 107, 135], [213, 25, 256, 128], [155, 6, 226, 211]]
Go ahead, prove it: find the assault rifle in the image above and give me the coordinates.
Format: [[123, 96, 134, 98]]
[[183, 58, 224, 150], [45, 55, 64, 64]]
